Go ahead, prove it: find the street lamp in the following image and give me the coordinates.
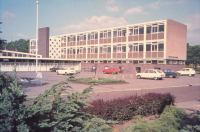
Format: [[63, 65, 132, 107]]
[[36, 1, 38, 73], [35, 1, 42, 85]]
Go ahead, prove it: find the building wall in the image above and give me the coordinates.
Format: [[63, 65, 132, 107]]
[[38, 27, 49, 58], [81, 62, 185, 74], [166, 19, 187, 60], [49, 36, 61, 59]]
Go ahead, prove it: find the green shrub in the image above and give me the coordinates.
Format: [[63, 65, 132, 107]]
[[81, 93, 175, 121], [0, 68, 115, 132], [122, 105, 188, 132], [68, 77, 125, 84]]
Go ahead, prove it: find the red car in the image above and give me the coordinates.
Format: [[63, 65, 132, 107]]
[[103, 68, 118, 74]]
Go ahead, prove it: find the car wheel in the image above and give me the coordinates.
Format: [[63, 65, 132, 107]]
[[103, 71, 105, 74], [116, 72, 118, 74], [57, 72, 59, 75], [153, 77, 157, 80], [169, 75, 173, 78], [137, 75, 141, 79], [65, 72, 67, 75]]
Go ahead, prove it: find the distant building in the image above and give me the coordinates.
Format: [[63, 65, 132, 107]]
[[1, 19, 187, 73]]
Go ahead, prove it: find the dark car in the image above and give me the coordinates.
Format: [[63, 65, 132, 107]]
[[161, 69, 180, 78], [50, 67, 60, 72]]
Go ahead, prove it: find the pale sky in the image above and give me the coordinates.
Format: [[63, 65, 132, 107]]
[[1, 0, 200, 46]]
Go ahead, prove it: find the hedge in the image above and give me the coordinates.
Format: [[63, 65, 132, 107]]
[[81, 93, 175, 121]]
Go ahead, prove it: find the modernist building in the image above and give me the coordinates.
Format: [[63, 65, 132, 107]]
[[1, 18, 187, 73]]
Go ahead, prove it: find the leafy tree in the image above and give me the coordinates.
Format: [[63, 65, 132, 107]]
[[186, 43, 200, 68], [0, 68, 115, 132], [4, 39, 29, 53], [0, 39, 6, 49]]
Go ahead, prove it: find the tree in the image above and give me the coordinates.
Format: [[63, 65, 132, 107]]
[[185, 44, 200, 68], [0, 68, 114, 132], [0, 39, 6, 49], [4, 39, 29, 53]]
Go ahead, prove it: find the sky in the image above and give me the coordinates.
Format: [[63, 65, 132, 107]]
[[1, 0, 200, 46]]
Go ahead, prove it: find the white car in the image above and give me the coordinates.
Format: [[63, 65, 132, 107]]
[[56, 68, 76, 75], [176, 68, 196, 76], [136, 69, 165, 80]]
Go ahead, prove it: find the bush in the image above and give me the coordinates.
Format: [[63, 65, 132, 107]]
[[0, 68, 115, 132], [81, 93, 175, 121], [68, 77, 125, 84], [122, 105, 188, 132]]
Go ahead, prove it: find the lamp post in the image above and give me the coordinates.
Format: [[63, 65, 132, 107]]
[[36, 1, 38, 73], [35, 1, 42, 85]]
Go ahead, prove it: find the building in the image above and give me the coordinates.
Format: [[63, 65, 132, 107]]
[[1, 19, 187, 73]]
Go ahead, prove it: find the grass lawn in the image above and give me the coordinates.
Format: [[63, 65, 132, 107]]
[[68, 77, 126, 84]]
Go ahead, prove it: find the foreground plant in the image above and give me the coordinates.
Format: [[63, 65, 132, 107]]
[[0, 68, 115, 132], [122, 105, 189, 132]]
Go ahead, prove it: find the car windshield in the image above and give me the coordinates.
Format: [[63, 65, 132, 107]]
[[169, 69, 175, 72], [156, 70, 162, 73]]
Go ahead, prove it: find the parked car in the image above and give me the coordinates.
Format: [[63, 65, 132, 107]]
[[56, 68, 76, 75], [136, 69, 165, 80], [103, 68, 118, 74], [161, 69, 180, 78], [176, 68, 196, 76], [50, 66, 60, 72]]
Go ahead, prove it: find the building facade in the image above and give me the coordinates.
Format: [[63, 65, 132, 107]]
[[29, 18, 187, 73]]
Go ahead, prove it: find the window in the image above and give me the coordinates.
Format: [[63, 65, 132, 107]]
[[117, 44, 121, 53], [91, 32, 95, 39], [139, 27, 144, 34], [113, 45, 117, 52], [145, 70, 148, 73], [153, 26, 157, 33], [128, 27, 133, 35], [139, 44, 143, 51], [108, 46, 111, 53], [147, 26, 151, 33], [158, 61, 164, 64], [146, 61, 151, 64], [146, 44, 151, 51], [95, 47, 98, 53], [152, 42, 157, 51], [134, 43, 138, 52], [95, 33, 98, 39], [139, 60, 143, 63], [122, 44, 126, 52], [129, 44, 133, 52], [152, 60, 157, 64], [159, 25, 164, 32], [158, 43, 164, 51]]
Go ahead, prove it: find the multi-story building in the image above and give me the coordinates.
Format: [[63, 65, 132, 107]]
[[29, 18, 187, 73]]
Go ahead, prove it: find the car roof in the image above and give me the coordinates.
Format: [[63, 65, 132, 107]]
[[146, 69, 160, 70]]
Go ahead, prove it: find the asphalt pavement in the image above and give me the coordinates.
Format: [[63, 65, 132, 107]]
[[5, 71, 200, 110]]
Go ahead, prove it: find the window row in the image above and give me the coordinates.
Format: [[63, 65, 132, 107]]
[[61, 23, 165, 43]]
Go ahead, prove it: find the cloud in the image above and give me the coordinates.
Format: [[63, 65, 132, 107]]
[[148, 1, 161, 9], [54, 15, 129, 34], [106, 6, 119, 12], [147, 0, 186, 10], [17, 34, 35, 40], [187, 34, 200, 46], [124, 6, 149, 16], [107, 0, 115, 4], [185, 13, 200, 31], [3, 11, 16, 18]]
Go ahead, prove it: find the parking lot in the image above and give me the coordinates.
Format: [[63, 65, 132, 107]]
[[7, 71, 200, 99]]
